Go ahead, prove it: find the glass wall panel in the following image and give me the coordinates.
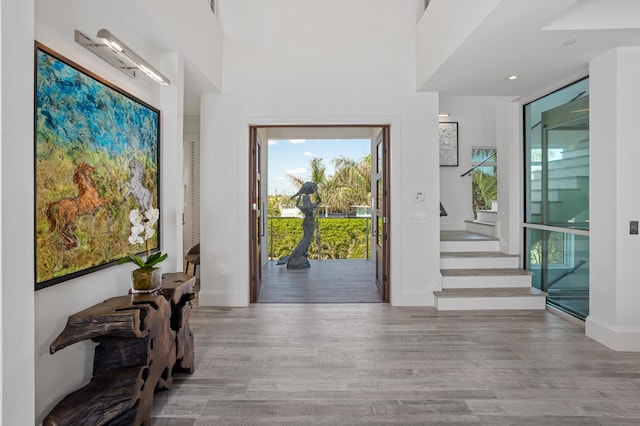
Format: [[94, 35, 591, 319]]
[[524, 78, 589, 230], [525, 228, 589, 319], [524, 78, 589, 320]]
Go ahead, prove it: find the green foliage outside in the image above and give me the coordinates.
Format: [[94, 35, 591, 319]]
[[268, 193, 296, 217], [267, 217, 371, 260], [284, 155, 371, 215], [471, 149, 497, 218], [529, 232, 565, 265], [472, 168, 497, 216]]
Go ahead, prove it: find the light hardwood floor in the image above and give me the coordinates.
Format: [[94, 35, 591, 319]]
[[152, 304, 640, 425]]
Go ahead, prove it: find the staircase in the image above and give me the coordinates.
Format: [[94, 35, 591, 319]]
[[464, 201, 497, 237], [434, 231, 546, 310]]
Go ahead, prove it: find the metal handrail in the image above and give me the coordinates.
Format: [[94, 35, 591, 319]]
[[460, 152, 496, 177], [546, 260, 587, 289]]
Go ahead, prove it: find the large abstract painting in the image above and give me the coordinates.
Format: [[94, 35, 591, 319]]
[[35, 43, 160, 289], [439, 122, 458, 167]]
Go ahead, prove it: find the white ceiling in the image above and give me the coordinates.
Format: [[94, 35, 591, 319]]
[[180, 0, 640, 116], [417, 0, 640, 97]]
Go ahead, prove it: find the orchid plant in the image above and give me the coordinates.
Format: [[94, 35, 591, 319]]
[[118, 208, 167, 270]]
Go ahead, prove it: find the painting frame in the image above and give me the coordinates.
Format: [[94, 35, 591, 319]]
[[439, 121, 459, 167], [34, 42, 161, 290]]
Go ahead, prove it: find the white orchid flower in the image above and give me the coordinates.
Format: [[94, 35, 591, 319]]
[[145, 208, 160, 225], [131, 224, 145, 236], [144, 223, 155, 239], [128, 234, 144, 245], [126, 207, 159, 246], [129, 209, 143, 225]]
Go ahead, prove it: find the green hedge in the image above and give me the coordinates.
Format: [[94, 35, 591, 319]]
[[267, 217, 371, 260]]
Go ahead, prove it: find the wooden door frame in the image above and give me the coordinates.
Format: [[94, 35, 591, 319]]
[[373, 126, 391, 302], [381, 126, 391, 302], [248, 124, 391, 303], [249, 127, 262, 302]]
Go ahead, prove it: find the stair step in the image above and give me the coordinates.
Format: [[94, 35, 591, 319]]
[[531, 163, 588, 179], [441, 268, 531, 276], [476, 210, 497, 223], [441, 239, 499, 252], [530, 176, 588, 191], [561, 146, 589, 159], [434, 287, 547, 311], [440, 252, 520, 269], [464, 220, 495, 237], [441, 268, 532, 288], [530, 188, 583, 202]]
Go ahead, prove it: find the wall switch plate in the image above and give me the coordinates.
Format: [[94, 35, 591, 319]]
[[631, 220, 638, 235]]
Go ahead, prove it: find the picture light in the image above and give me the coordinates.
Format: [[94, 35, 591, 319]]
[[75, 28, 170, 86]]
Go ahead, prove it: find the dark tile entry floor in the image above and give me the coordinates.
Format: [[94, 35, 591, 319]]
[[257, 259, 382, 303]]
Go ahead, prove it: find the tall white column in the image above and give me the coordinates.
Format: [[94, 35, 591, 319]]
[[496, 98, 520, 255], [2, 0, 36, 423], [587, 47, 640, 351], [160, 52, 185, 272]]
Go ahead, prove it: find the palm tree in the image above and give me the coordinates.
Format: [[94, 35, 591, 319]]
[[286, 155, 371, 214], [287, 157, 327, 192], [324, 155, 371, 214], [471, 167, 497, 216]]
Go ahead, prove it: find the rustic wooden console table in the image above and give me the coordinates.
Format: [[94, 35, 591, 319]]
[[44, 272, 196, 426]]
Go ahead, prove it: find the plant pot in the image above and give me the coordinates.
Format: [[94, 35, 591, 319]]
[[131, 267, 162, 293]]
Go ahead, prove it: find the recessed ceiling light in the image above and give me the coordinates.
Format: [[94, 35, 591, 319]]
[[438, 113, 450, 117], [508, 75, 519, 80]]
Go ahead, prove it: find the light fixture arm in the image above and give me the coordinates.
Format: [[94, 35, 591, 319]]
[[75, 28, 170, 86], [96, 29, 170, 85]]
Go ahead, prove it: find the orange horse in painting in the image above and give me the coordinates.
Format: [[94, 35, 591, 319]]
[[46, 162, 108, 249]]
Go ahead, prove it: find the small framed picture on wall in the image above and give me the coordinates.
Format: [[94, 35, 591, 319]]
[[439, 122, 458, 167]]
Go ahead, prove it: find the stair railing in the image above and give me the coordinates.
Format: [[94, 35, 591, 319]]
[[460, 152, 496, 177], [546, 260, 587, 289]]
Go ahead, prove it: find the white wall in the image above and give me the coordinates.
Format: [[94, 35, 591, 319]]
[[0, 2, 3, 417], [587, 47, 640, 351], [416, 0, 500, 91], [33, 1, 186, 422], [439, 96, 497, 229], [200, 0, 441, 307], [495, 97, 521, 255], [135, 0, 223, 92], [2, 0, 35, 424], [183, 116, 201, 257]]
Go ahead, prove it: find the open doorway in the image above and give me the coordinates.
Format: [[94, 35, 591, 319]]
[[249, 125, 390, 303]]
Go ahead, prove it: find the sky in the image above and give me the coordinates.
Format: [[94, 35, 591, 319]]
[[267, 139, 370, 196]]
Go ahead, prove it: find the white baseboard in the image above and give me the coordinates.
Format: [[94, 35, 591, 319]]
[[586, 316, 640, 351], [391, 291, 435, 307]]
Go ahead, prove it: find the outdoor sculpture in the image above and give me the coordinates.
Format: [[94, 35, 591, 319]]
[[286, 182, 321, 269]]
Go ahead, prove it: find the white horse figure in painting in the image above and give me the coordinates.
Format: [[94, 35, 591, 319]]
[[121, 159, 152, 211]]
